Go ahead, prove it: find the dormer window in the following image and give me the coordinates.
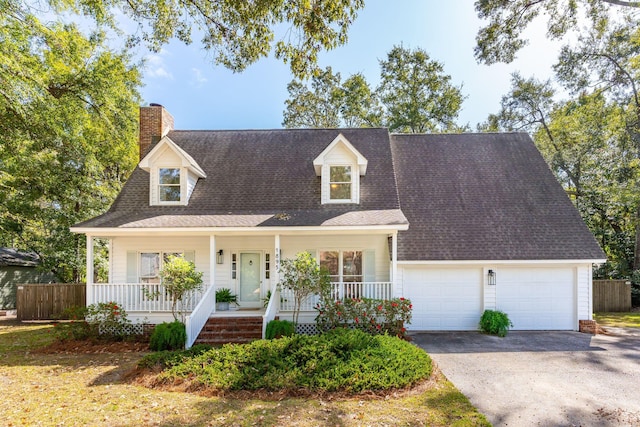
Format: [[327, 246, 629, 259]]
[[314, 134, 368, 205], [139, 136, 206, 206], [159, 168, 181, 202], [330, 166, 352, 201]]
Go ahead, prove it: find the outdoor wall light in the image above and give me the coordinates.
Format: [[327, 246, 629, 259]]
[[488, 269, 496, 286], [217, 249, 224, 264]]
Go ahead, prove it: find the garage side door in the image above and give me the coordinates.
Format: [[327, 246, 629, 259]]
[[498, 267, 575, 330], [404, 267, 482, 331]]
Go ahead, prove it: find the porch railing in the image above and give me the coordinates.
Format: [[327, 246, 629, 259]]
[[279, 282, 393, 312], [89, 283, 207, 313], [185, 282, 217, 349], [262, 283, 280, 338]]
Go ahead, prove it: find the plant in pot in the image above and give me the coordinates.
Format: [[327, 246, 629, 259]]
[[215, 288, 239, 311]]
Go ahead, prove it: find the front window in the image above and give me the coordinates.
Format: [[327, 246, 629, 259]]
[[319, 250, 362, 283], [140, 252, 160, 283], [329, 166, 352, 200], [159, 168, 181, 202]]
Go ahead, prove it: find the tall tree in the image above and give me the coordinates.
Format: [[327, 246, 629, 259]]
[[282, 67, 382, 128], [283, 46, 464, 132], [377, 46, 465, 133], [0, 15, 142, 281], [11, 0, 365, 78]]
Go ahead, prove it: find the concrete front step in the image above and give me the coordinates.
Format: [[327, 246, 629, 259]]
[[195, 316, 263, 345]]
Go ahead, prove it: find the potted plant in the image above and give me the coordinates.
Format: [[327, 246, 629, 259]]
[[215, 288, 239, 311]]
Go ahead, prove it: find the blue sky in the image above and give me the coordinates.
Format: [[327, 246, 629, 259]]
[[139, 1, 561, 130]]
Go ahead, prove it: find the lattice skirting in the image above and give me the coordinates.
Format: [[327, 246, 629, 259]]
[[99, 323, 145, 336], [295, 323, 319, 335]]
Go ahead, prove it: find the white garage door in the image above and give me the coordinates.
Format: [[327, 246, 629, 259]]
[[404, 267, 482, 330], [497, 267, 575, 330]]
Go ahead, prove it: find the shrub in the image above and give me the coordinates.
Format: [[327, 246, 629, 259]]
[[149, 321, 187, 351], [265, 319, 295, 339], [138, 343, 212, 369], [479, 310, 513, 337], [160, 255, 204, 321], [86, 301, 135, 340], [54, 305, 88, 321], [52, 320, 94, 341], [315, 297, 412, 338], [160, 328, 431, 393], [52, 301, 137, 342]]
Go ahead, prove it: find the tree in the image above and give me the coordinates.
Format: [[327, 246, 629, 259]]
[[12, 0, 365, 78], [474, 0, 638, 65], [282, 67, 344, 128], [282, 67, 382, 128], [159, 255, 204, 321], [0, 15, 142, 281], [283, 46, 464, 132], [377, 45, 465, 133], [278, 251, 330, 326]]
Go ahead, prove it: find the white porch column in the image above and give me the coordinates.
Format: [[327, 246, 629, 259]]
[[391, 231, 398, 298], [210, 235, 217, 291], [86, 234, 94, 305], [274, 234, 281, 275]]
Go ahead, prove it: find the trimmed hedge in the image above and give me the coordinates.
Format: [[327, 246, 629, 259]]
[[160, 328, 432, 393]]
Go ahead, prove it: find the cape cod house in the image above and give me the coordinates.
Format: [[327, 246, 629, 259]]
[[71, 105, 605, 347]]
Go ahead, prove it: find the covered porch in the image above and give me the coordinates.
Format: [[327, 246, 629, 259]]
[[84, 229, 400, 347]]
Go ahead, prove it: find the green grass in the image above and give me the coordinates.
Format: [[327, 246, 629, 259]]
[[0, 319, 490, 426], [594, 312, 640, 328]]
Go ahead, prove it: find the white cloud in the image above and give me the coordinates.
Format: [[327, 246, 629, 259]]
[[145, 51, 174, 80], [190, 68, 208, 87]]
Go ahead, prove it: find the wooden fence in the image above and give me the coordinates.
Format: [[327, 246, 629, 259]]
[[593, 280, 631, 312], [16, 283, 85, 321]]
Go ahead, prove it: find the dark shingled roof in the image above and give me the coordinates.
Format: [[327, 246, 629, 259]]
[[0, 248, 40, 267], [391, 132, 605, 260], [76, 128, 408, 228], [75, 128, 605, 261]]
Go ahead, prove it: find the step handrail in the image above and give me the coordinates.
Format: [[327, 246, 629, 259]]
[[185, 283, 216, 349]]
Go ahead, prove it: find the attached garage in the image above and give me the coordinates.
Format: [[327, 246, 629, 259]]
[[496, 267, 575, 330], [403, 266, 483, 331]]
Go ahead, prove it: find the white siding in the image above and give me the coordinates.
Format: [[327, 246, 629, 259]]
[[186, 171, 198, 201], [576, 264, 592, 321], [112, 236, 211, 283], [280, 234, 390, 281]]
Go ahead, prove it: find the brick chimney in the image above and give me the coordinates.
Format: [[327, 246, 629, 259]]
[[139, 103, 174, 160]]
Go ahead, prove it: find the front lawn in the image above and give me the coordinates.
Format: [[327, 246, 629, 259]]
[[0, 318, 489, 426], [594, 312, 640, 328]]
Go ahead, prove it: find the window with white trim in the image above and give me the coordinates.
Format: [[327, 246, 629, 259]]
[[329, 166, 352, 201], [158, 168, 181, 202], [319, 250, 362, 283]]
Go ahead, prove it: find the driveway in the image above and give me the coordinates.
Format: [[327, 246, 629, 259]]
[[412, 329, 640, 426]]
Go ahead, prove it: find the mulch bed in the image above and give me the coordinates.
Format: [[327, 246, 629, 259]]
[[36, 339, 150, 354]]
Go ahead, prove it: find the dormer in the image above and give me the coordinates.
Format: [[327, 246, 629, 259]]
[[313, 134, 368, 204], [139, 136, 206, 206]]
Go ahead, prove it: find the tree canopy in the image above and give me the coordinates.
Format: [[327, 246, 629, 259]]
[[10, 0, 365, 78], [474, 0, 639, 65], [282, 46, 465, 132], [0, 12, 142, 281]]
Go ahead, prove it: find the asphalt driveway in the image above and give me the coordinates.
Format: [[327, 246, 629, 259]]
[[412, 329, 640, 426]]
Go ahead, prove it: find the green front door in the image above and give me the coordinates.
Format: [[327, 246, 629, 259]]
[[239, 252, 261, 308]]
